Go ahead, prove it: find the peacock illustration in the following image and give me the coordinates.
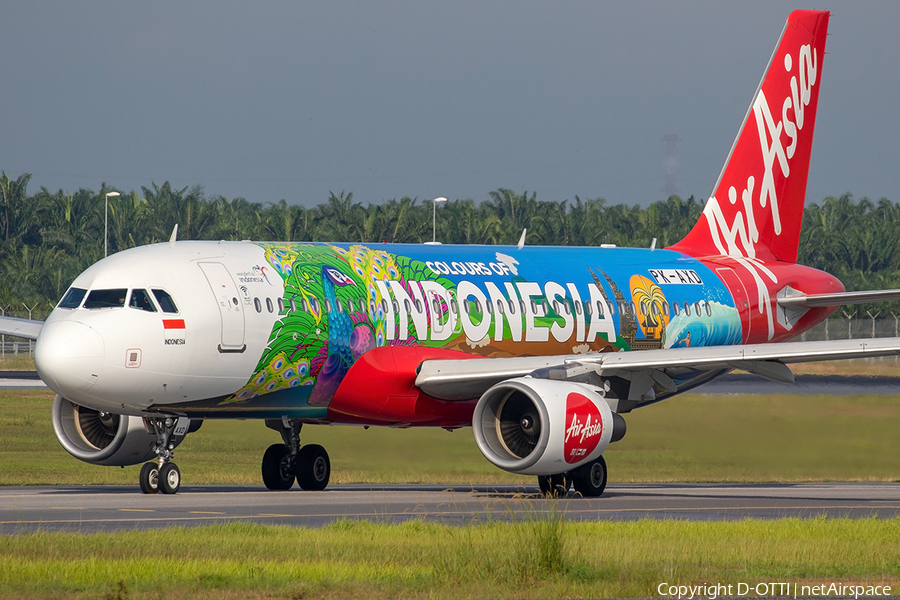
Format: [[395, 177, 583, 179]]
[[308, 265, 375, 406]]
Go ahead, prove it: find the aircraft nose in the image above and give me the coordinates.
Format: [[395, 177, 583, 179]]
[[35, 320, 105, 395]]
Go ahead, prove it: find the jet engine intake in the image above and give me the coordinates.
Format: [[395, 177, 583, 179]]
[[51, 395, 191, 466], [472, 378, 624, 475]]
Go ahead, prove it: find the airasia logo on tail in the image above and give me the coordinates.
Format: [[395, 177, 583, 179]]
[[563, 392, 603, 464]]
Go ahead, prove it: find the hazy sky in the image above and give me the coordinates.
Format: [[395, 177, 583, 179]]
[[3, 2, 898, 208]]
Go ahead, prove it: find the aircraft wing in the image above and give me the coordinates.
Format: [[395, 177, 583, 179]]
[[0, 316, 44, 340], [416, 337, 900, 402]]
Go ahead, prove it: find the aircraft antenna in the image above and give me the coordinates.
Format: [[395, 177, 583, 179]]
[[169, 224, 178, 247], [517, 228, 527, 250], [650, 237, 657, 251]]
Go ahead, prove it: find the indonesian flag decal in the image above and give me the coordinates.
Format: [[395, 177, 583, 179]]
[[563, 392, 604, 464], [163, 319, 186, 330]]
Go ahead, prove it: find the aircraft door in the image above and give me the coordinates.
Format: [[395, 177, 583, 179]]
[[198, 262, 246, 352]]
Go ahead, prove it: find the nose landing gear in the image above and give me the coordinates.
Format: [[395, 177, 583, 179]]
[[263, 419, 331, 491], [139, 416, 183, 495]]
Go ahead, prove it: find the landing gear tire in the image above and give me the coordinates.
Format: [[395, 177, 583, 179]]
[[572, 455, 607, 497], [262, 444, 295, 490], [139, 462, 159, 495], [159, 462, 181, 495], [296, 444, 330, 491], [538, 473, 571, 497]]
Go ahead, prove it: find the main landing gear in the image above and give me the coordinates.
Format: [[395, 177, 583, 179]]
[[262, 419, 331, 491], [139, 416, 182, 495], [538, 455, 608, 498]]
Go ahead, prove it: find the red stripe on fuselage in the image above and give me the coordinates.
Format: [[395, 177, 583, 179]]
[[163, 319, 186, 329]]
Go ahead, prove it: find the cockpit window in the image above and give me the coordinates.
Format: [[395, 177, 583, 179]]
[[151, 289, 179, 313], [83, 289, 128, 309], [129, 289, 157, 312], [58, 287, 87, 309]]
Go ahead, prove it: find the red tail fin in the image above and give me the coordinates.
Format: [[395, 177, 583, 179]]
[[671, 10, 829, 264]]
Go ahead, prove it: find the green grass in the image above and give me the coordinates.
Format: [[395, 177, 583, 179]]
[[3, 389, 900, 486], [1, 518, 898, 599]]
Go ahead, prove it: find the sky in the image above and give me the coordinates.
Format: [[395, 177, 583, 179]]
[[3, 1, 899, 209]]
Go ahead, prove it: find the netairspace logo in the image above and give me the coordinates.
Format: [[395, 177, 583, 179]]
[[657, 582, 892, 599]]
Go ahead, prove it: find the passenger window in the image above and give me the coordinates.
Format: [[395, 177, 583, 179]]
[[508, 299, 516, 314], [58, 287, 87, 309], [414, 299, 422, 313], [129, 289, 157, 312], [693, 302, 700, 316], [309, 298, 319, 312], [705, 302, 712, 317], [575, 301, 582, 315], [151, 289, 179, 314], [684, 302, 691, 316], [254, 298, 262, 313], [84, 289, 128, 309], [277, 298, 285, 314], [266, 298, 274, 313], [289, 298, 297, 312], [324, 298, 332, 313], [673, 302, 680, 316], [596, 300, 604, 317], [497, 300, 504, 315]]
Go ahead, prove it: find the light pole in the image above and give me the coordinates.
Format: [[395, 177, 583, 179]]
[[431, 197, 447, 244], [104, 191, 120, 257]]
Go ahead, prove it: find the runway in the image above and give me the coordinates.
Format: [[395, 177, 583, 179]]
[[2, 483, 899, 533]]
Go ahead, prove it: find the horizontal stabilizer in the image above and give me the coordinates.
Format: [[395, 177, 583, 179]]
[[777, 289, 900, 308]]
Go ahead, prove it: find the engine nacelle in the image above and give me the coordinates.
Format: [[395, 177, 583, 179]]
[[473, 378, 625, 476], [51, 395, 192, 466]]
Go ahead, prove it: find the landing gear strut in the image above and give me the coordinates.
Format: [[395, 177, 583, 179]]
[[263, 418, 331, 491], [139, 416, 182, 495], [537, 455, 608, 498]]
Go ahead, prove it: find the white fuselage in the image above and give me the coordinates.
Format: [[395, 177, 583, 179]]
[[36, 241, 284, 414]]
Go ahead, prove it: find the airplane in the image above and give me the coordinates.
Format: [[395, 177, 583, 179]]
[[4, 9, 900, 497]]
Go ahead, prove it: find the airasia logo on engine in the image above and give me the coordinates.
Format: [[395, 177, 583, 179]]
[[563, 392, 603, 464]]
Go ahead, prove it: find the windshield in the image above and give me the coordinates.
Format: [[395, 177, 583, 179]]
[[58, 287, 87, 309], [83, 289, 128, 309], [151, 289, 179, 313]]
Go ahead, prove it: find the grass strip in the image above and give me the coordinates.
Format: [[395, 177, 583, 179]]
[[1, 517, 899, 599], [3, 389, 900, 486]]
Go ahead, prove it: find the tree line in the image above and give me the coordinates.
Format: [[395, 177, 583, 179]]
[[1, 171, 898, 320]]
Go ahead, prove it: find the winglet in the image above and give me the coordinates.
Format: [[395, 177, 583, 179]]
[[169, 224, 178, 247]]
